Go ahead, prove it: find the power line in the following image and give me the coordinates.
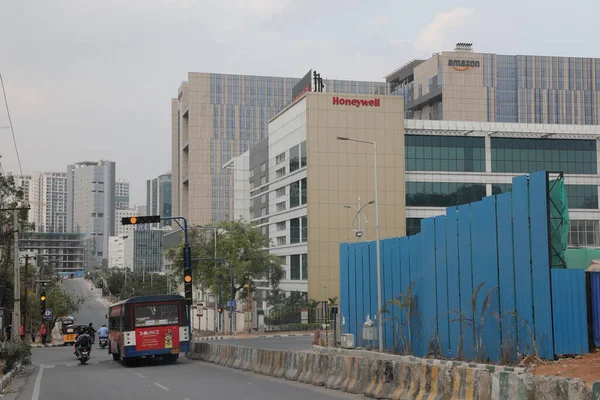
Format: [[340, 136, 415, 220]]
[[0, 73, 23, 177]]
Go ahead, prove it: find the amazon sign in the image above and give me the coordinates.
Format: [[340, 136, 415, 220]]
[[448, 59, 480, 71]]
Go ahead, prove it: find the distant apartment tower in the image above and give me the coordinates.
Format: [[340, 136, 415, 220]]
[[67, 160, 116, 268], [28, 172, 67, 233], [172, 72, 392, 226], [115, 179, 130, 209], [14, 175, 31, 201], [146, 173, 172, 226]]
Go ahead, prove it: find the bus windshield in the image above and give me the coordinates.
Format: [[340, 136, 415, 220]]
[[133, 303, 179, 328]]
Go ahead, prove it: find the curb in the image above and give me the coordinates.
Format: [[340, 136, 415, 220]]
[[195, 333, 313, 341], [0, 362, 22, 393], [187, 342, 593, 400]]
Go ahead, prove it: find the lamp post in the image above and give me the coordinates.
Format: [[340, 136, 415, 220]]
[[343, 198, 374, 240], [336, 136, 383, 352]]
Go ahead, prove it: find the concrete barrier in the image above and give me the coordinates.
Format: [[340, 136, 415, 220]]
[[187, 342, 593, 399]]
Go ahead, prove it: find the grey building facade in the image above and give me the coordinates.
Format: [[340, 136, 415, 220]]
[[67, 160, 116, 268], [146, 173, 172, 226], [132, 228, 163, 274], [19, 232, 86, 274]]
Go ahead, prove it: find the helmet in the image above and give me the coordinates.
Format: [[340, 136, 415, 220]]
[[89, 322, 93, 327], [102, 324, 106, 327], [81, 327, 87, 334]]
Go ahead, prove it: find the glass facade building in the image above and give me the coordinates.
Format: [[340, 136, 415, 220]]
[[404, 120, 600, 247]]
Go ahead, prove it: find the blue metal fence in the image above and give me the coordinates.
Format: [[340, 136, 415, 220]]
[[340, 171, 590, 362]]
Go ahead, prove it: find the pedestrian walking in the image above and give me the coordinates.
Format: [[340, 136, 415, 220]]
[[31, 330, 36, 343], [4, 325, 11, 341], [19, 325, 25, 340], [41, 323, 47, 346]]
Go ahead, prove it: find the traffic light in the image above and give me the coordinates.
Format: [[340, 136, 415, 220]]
[[184, 268, 192, 304], [121, 215, 161, 225], [218, 307, 223, 314], [40, 289, 46, 316]]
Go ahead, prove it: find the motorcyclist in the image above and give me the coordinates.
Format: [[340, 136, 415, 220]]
[[74, 327, 92, 360], [98, 324, 108, 338], [88, 323, 96, 344]]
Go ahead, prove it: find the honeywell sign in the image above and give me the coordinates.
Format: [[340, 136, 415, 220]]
[[332, 96, 381, 108]]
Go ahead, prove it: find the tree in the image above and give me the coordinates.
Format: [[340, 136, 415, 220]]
[[104, 269, 177, 301], [165, 219, 284, 305], [45, 287, 85, 331]]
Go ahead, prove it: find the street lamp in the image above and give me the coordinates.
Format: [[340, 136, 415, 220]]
[[336, 136, 384, 352], [344, 199, 374, 239]]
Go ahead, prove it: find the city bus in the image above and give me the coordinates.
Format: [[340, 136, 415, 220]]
[[108, 294, 190, 363]]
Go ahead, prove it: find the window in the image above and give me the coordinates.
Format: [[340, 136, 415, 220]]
[[276, 152, 286, 165], [276, 168, 285, 178], [300, 141, 307, 168], [290, 181, 300, 207], [260, 176, 267, 186], [301, 178, 307, 205], [569, 220, 600, 246], [290, 254, 307, 280], [260, 162, 266, 172], [491, 138, 597, 175], [290, 145, 300, 172], [290, 218, 300, 244], [405, 135, 485, 172], [261, 194, 266, 203], [276, 202, 286, 212], [301, 216, 307, 242], [405, 182, 487, 207], [261, 207, 266, 217], [277, 236, 287, 246], [406, 218, 422, 236], [133, 303, 179, 328], [276, 187, 286, 197], [277, 221, 286, 231]]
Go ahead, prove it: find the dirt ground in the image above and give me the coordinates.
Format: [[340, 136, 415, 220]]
[[531, 350, 600, 387]]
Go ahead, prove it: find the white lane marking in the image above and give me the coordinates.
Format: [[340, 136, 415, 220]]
[[183, 398, 191, 400], [154, 382, 170, 391], [136, 373, 146, 378], [32, 364, 44, 400]]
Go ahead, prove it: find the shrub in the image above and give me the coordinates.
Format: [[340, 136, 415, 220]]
[[0, 339, 32, 373]]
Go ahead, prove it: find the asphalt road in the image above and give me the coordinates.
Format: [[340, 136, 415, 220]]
[[214, 336, 314, 351], [6, 347, 360, 400], [61, 278, 109, 332]]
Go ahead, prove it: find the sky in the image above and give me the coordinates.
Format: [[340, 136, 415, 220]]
[[0, 0, 598, 205]]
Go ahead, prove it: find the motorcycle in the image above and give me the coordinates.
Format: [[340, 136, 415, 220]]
[[79, 347, 90, 365], [98, 337, 108, 349]]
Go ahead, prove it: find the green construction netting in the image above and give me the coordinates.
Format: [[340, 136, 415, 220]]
[[565, 247, 600, 269], [549, 178, 569, 268]]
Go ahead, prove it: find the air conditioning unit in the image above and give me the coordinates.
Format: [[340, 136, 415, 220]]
[[341, 334, 355, 349]]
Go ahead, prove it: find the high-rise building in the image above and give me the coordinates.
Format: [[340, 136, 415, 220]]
[[28, 172, 67, 233], [172, 72, 393, 227], [386, 43, 600, 124], [14, 175, 31, 201], [146, 173, 172, 226], [115, 179, 130, 209], [115, 207, 139, 236], [19, 232, 86, 274], [67, 160, 116, 268]]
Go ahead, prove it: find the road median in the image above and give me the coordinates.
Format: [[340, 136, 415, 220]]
[[187, 341, 595, 399]]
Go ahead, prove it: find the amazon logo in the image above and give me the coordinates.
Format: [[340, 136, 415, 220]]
[[448, 59, 480, 71]]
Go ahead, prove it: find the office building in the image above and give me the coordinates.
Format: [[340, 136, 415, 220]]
[[108, 234, 131, 270], [403, 120, 600, 248], [115, 179, 130, 209], [231, 92, 406, 300], [146, 173, 172, 226], [115, 207, 139, 236], [28, 172, 67, 233], [129, 229, 164, 274], [172, 72, 392, 227], [67, 160, 116, 268], [19, 232, 86, 274], [386, 43, 600, 124]]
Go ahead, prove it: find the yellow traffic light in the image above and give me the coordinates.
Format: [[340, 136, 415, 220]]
[[184, 275, 192, 283], [129, 217, 138, 224], [40, 295, 46, 301]]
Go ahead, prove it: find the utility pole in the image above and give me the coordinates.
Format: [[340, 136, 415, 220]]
[[21, 253, 30, 331], [13, 210, 20, 334]]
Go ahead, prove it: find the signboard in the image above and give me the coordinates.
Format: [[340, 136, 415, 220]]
[[227, 300, 236, 309], [291, 69, 312, 103], [135, 325, 180, 351], [301, 309, 308, 324], [447, 59, 480, 71], [44, 308, 52, 321]]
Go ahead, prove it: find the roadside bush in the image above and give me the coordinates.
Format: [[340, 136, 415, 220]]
[[0, 339, 32, 373], [265, 323, 321, 332]]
